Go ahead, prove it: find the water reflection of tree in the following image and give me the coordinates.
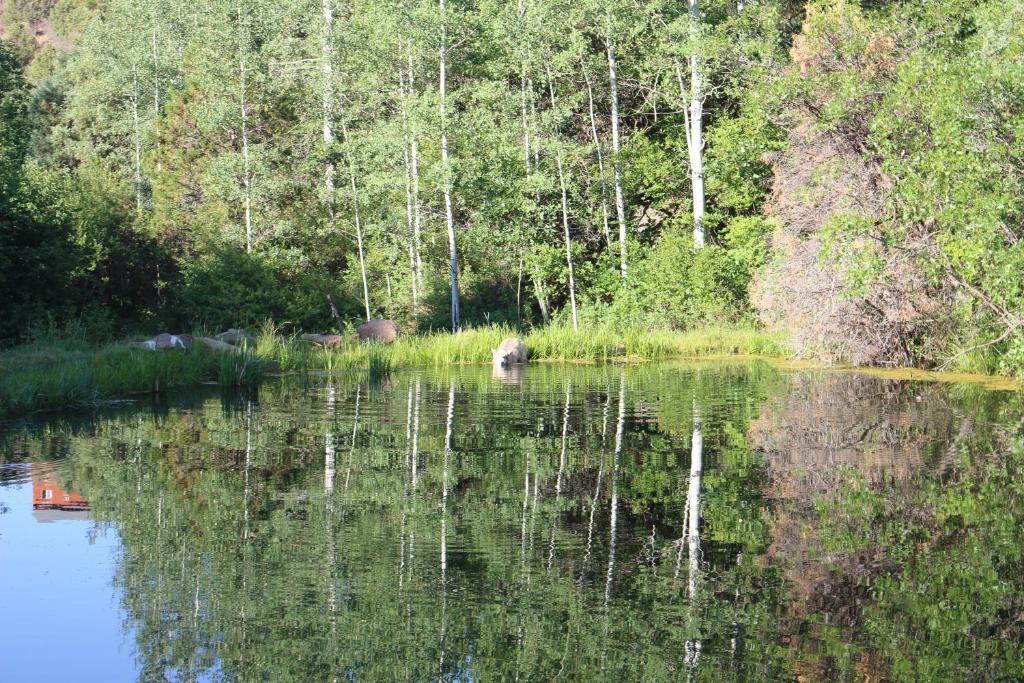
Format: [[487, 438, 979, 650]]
[[25, 363, 882, 681], [750, 374, 1024, 681]]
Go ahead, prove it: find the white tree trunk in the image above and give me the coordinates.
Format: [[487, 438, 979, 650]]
[[398, 47, 418, 312], [605, 28, 628, 278], [532, 273, 550, 324], [520, 71, 532, 179], [688, 0, 706, 248], [239, 79, 253, 250], [131, 67, 144, 215], [237, 4, 253, 252], [684, 400, 704, 675], [439, 0, 460, 330], [556, 381, 570, 495], [402, 140, 418, 310], [519, 52, 533, 326], [408, 48, 424, 294], [150, 24, 160, 117], [349, 155, 371, 321], [150, 22, 163, 173], [322, 0, 336, 202], [546, 70, 578, 331], [516, 250, 524, 327], [604, 375, 626, 611], [336, 108, 371, 320], [582, 58, 612, 251]]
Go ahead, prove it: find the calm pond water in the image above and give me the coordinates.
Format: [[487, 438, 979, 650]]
[[1, 361, 1022, 682]]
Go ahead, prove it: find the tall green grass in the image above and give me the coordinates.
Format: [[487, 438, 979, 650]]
[[0, 340, 263, 417], [0, 324, 786, 417], [308, 324, 788, 369]]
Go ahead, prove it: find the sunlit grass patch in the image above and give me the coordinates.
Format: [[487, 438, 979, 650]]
[[0, 324, 788, 417], [0, 340, 263, 417], [306, 324, 789, 370]]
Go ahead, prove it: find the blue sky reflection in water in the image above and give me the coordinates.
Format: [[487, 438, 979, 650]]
[[0, 361, 1022, 682], [0, 474, 138, 682]]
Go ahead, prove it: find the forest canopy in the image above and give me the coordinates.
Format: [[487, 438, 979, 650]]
[[0, 0, 1022, 373]]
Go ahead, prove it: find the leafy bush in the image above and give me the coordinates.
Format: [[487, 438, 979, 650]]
[[172, 248, 357, 332], [596, 222, 767, 330]]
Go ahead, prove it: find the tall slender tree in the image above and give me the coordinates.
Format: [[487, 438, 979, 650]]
[[237, 2, 254, 252], [340, 117, 371, 321], [545, 64, 578, 331], [439, 0, 460, 330], [581, 56, 612, 251], [321, 0, 336, 202], [604, 12, 629, 278], [687, 0, 706, 248]]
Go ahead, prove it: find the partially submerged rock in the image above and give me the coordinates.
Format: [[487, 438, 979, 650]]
[[201, 337, 242, 352], [128, 333, 192, 350], [128, 332, 251, 353], [301, 333, 346, 348], [216, 328, 257, 347], [358, 319, 400, 344]]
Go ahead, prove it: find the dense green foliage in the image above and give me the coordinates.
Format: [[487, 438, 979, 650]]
[[0, 0, 1022, 373], [0, 0, 793, 334]]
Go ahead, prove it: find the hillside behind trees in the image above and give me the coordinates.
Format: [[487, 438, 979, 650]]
[[1, 0, 1022, 374]]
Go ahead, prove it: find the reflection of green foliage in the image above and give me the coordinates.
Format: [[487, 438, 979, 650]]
[[818, 439, 1024, 681], [28, 363, 790, 681], [7, 363, 1022, 681], [704, 423, 769, 551]]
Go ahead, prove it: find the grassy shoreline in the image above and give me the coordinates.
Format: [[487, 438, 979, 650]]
[[264, 325, 789, 371], [0, 325, 787, 418], [3, 323, 1019, 420]]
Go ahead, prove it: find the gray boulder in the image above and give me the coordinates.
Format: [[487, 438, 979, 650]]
[[201, 337, 242, 352], [216, 328, 257, 347], [358, 319, 400, 344], [129, 333, 192, 350]]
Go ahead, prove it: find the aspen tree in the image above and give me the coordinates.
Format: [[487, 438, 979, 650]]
[[397, 36, 423, 312], [407, 47, 424, 295], [322, 0, 336, 201], [688, 0, 706, 248], [546, 65, 578, 331], [581, 56, 612, 251], [237, 2, 254, 252], [340, 118, 371, 321], [439, 0, 460, 330], [604, 14, 629, 278], [517, 1, 549, 325], [518, 0, 531, 324], [131, 64, 144, 214]]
